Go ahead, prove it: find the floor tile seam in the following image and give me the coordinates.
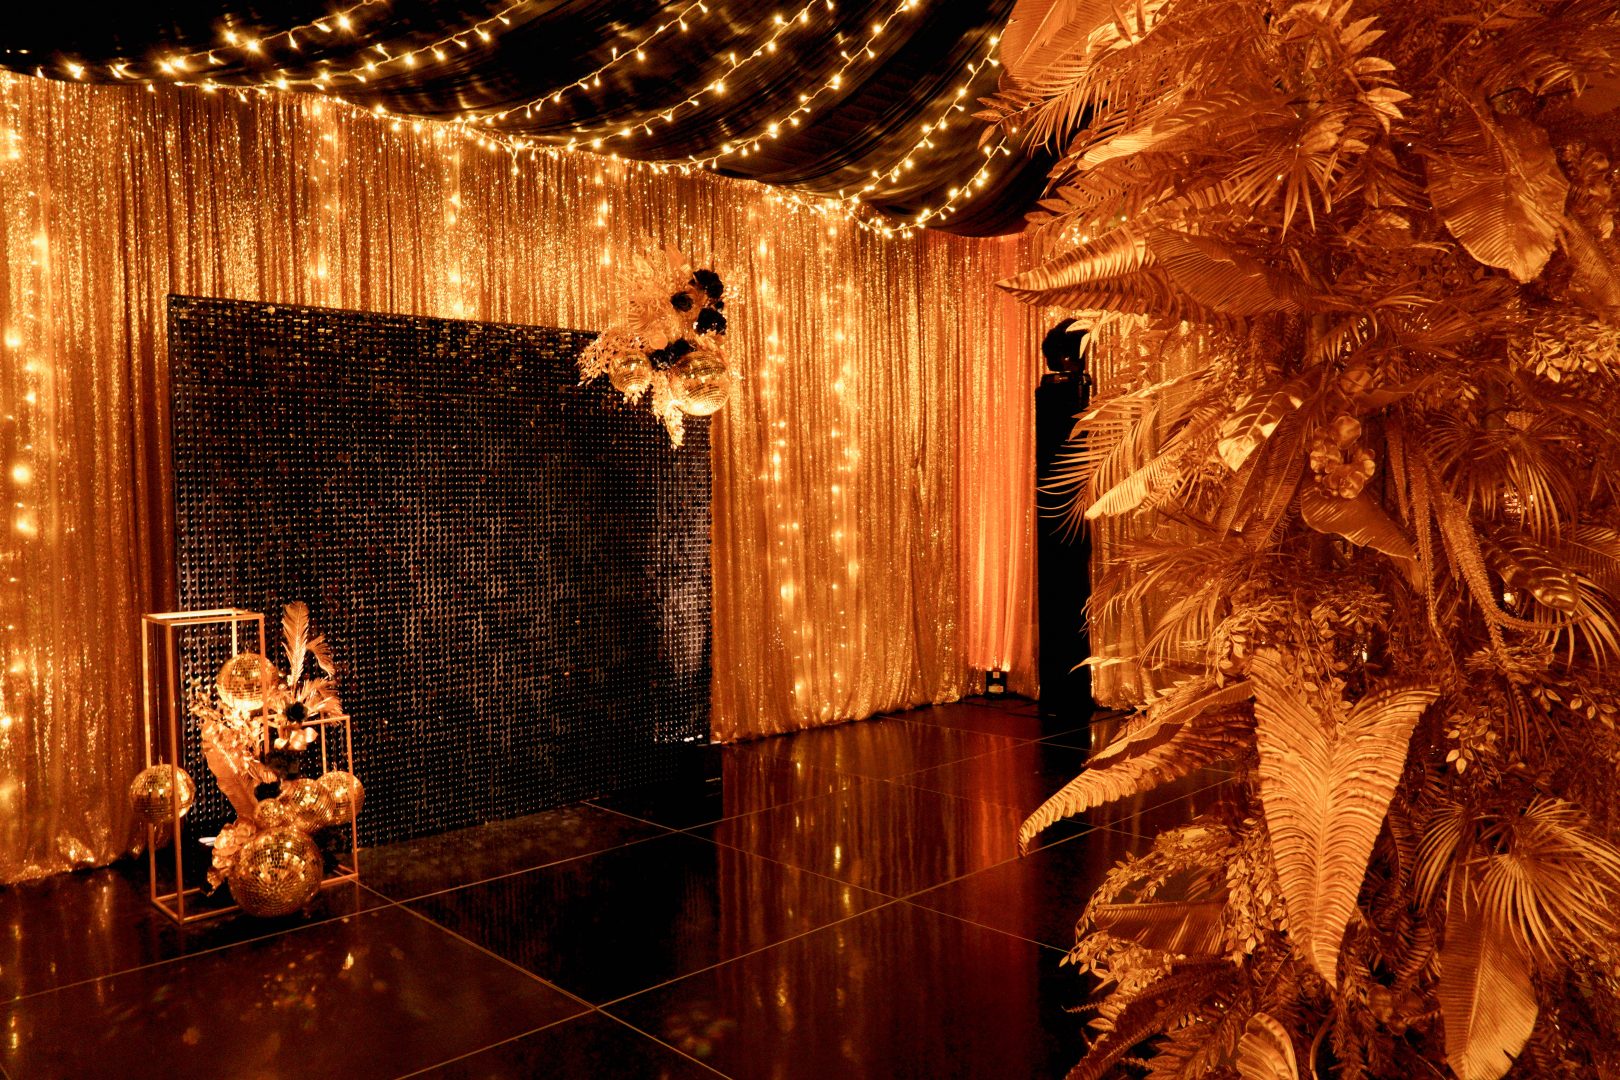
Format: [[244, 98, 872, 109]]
[[599, 1009, 736, 1078], [392, 900, 596, 1014], [0, 890, 399, 1007], [375, 825, 677, 906], [681, 827, 903, 905], [895, 896, 1071, 957], [644, 775, 873, 835], [390, 1012, 585, 1079], [594, 898, 906, 1012]]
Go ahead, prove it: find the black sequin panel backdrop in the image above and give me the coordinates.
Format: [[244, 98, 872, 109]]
[[169, 295, 712, 847]]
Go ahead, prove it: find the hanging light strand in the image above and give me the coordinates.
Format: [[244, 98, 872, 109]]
[[646, 0, 924, 168], [463, 0, 750, 127], [87, 0, 391, 82]]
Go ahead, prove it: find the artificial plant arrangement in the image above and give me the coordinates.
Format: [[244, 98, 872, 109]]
[[191, 603, 364, 916], [577, 243, 737, 447], [979, 0, 1620, 1076]]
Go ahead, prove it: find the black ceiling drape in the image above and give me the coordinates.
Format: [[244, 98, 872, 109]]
[[2, 1, 1049, 235]]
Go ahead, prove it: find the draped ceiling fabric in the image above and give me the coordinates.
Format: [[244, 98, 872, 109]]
[[0, 72, 1038, 881], [0, 0, 1050, 236]]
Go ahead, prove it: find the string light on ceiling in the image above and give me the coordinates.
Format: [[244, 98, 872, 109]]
[[647, 0, 924, 168], [43, 0, 1007, 242], [464, 0, 779, 129]]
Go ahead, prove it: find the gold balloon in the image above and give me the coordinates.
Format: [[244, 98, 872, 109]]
[[276, 778, 337, 832], [216, 652, 278, 711], [230, 826, 322, 917], [316, 770, 365, 826], [672, 350, 731, 416], [609, 354, 652, 396], [128, 764, 195, 825]]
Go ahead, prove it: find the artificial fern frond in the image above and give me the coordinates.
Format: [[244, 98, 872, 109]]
[[1251, 652, 1438, 983], [1020, 682, 1254, 850]]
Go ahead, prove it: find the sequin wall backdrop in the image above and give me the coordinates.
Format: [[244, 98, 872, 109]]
[[168, 295, 710, 845], [0, 73, 1038, 881]]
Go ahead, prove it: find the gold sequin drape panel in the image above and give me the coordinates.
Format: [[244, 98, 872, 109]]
[[0, 74, 1036, 879]]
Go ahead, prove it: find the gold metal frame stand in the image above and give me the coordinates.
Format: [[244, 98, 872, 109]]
[[140, 608, 361, 924]]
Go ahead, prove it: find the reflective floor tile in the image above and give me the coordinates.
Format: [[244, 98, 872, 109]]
[[885, 701, 1090, 742], [0, 904, 585, 1080], [408, 832, 883, 1004], [700, 781, 1066, 899], [361, 803, 671, 901], [734, 716, 1019, 781], [908, 827, 1163, 950], [607, 901, 1089, 1080], [895, 740, 1093, 813], [414, 1011, 722, 1079], [587, 753, 858, 831], [0, 859, 383, 1002]]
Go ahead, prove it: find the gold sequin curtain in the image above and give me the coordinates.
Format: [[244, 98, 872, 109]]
[[0, 73, 1035, 880]]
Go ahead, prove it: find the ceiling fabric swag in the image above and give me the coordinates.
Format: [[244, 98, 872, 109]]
[[0, 72, 1035, 882]]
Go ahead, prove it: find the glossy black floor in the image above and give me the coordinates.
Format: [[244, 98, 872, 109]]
[[0, 696, 1234, 1080]]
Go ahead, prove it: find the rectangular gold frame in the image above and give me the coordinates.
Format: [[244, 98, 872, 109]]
[[140, 608, 361, 924]]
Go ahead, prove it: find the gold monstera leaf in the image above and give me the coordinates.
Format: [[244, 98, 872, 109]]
[[1439, 872, 1539, 1080], [1091, 898, 1228, 959], [1425, 98, 1569, 283], [1251, 653, 1438, 983]]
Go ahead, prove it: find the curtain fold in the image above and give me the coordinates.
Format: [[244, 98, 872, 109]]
[[0, 73, 1034, 881]]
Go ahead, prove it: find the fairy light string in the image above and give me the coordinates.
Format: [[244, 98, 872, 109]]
[[51, 0, 1006, 240]]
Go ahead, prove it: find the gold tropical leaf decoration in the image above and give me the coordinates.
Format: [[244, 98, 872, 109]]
[[1217, 382, 1308, 472], [1483, 525, 1582, 613], [1439, 872, 1539, 1080], [1250, 652, 1438, 983], [1236, 1012, 1300, 1080], [1019, 680, 1253, 850], [1424, 95, 1570, 283], [988, 0, 1620, 1070], [1298, 486, 1415, 561], [1091, 898, 1228, 958]]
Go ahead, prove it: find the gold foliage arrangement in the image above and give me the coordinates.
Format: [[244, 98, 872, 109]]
[[982, 0, 1620, 1074]]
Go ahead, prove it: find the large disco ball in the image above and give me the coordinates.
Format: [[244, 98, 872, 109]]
[[316, 771, 365, 826], [216, 652, 278, 712], [672, 351, 732, 416], [128, 765, 195, 825], [609, 354, 653, 397], [276, 778, 337, 832], [231, 827, 323, 917]]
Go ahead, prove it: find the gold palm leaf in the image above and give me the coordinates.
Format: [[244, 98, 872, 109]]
[[1000, 0, 1122, 88], [1216, 381, 1308, 472], [1251, 652, 1438, 983], [1091, 898, 1228, 958], [1236, 1012, 1300, 1080], [1299, 487, 1416, 561], [1019, 681, 1254, 851], [1424, 96, 1569, 283], [1483, 525, 1581, 613], [1439, 871, 1538, 1080]]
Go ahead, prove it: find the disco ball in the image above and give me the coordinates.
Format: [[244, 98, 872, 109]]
[[276, 778, 337, 832], [128, 765, 195, 825], [216, 652, 278, 711], [609, 354, 653, 397], [316, 771, 365, 826], [672, 351, 732, 416], [230, 827, 322, 917]]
